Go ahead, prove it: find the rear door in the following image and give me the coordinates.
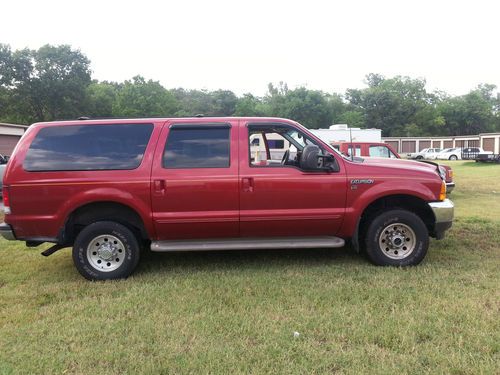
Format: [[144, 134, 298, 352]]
[[150, 120, 239, 240]]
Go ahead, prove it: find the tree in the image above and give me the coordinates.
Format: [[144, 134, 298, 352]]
[[345, 74, 444, 136], [0, 44, 92, 123], [234, 93, 268, 116], [112, 76, 178, 117], [85, 81, 118, 118], [438, 84, 498, 135], [263, 83, 333, 128]]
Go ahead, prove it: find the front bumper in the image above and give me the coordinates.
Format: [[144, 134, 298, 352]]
[[428, 199, 454, 239], [0, 222, 16, 241]]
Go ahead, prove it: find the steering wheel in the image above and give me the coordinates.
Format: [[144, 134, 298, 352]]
[[281, 149, 290, 165]]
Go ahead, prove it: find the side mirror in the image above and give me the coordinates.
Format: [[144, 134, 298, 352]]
[[300, 146, 339, 172], [322, 153, 340, 172], [300, 145, 321, 170]]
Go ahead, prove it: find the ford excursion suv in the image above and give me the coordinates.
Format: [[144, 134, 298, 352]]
[[0, 117, 454, 280]]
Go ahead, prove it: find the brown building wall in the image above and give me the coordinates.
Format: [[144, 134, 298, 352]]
[[482, 138, 495, 152], [443, 140, 453, 148], [432, 141, 441, 148], [385, 141, 399, 153], [402, 141, 416, 153], [0, 135, 21, 155], [419, 141, 431, 151]]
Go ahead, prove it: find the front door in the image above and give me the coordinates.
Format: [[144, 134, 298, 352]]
[[239, 121, 347, 237], [151, 120, 239, 240]]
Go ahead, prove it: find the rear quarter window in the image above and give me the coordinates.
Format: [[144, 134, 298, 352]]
[[23, 124, 154, 171]]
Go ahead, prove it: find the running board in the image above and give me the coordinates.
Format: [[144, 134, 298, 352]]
[[151, 236, 345, 252]]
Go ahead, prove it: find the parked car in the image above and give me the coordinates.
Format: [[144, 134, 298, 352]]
[[435, 148, 461, 160], [1, 117, 454, 280], [461, 147, 492, 160], [476, 153, 500, 163], [332, 142, 455, 193], [407, 148, 442, 160]]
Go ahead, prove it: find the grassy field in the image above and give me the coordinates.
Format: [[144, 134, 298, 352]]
[[0, 161, 499, 374]]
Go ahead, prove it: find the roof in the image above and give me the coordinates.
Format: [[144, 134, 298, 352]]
[[29, 117, 300, 128], [0, 122, 29, 129]]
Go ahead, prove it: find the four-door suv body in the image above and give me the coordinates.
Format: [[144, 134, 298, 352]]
[[0, 117, 454, 280]]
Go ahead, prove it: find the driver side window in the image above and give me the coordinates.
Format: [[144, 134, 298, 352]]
[[248, 124, 316, 169]]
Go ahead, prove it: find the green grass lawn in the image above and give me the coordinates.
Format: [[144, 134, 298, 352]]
[[0, 161, 499, 374]]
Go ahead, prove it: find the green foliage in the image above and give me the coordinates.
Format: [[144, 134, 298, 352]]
[[1, 43, 499, 136], [438, 84, 499, 135], [263, 83, 334, 128], [0, 43, 91, 123], [112, 76, 178, 118], [173, 88, 237, 117]]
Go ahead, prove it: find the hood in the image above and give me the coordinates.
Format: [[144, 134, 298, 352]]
[[356, 157, 440, 176]]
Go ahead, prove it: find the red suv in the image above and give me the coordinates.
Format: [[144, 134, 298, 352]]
[[1, 117, 454, 280]]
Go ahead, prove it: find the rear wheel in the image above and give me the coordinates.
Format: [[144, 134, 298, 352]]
[[365, 209, 429, 266], [72, 221, 141, 280], [449, 155, 458, 160]]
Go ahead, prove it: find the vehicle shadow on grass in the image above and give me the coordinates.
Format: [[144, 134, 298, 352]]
[[135, 244, 365, 276]]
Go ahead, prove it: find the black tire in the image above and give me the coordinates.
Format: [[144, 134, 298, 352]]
[[72, 221, 141, 280], [449, 155, 458, 160], [416, 156, 424, 160], [364, 209, 429, 266]]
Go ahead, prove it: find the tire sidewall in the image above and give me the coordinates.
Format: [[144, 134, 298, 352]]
[[365, 210, 429, 266], [72, 221, 140, 280]]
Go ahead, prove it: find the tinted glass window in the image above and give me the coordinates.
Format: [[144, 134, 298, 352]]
[[163, 127, 230, 168], [268, 140, 285, 149], [24, 124, 153, 171]]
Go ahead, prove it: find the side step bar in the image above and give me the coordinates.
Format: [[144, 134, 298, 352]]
[[151, 236, 345, 252]]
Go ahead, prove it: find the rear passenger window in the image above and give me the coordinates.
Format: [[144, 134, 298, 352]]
[[163, 125, 230, 168], [24, 124, 153, 171]]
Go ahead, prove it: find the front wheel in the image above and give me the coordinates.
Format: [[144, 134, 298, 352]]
[[449, 155, 458, 160], [365, 210, 429, 266], [72, 221, 141, 280]]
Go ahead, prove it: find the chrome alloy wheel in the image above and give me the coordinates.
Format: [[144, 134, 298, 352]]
[[378, 223, 416, 260], [86, 234, 125, 272]]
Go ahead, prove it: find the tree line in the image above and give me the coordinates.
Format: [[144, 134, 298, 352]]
[[1, 44, 499, 136]]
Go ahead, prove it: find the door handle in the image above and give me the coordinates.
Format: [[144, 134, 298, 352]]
[[242, 177, 254, 193], [154, 179, 166, 195]]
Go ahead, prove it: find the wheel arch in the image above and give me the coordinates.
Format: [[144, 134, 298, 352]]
[[353, 194, 435, 252], [60, 201, 150, 245]]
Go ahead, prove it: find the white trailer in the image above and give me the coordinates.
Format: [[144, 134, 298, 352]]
[[310, 124, 381, 145]]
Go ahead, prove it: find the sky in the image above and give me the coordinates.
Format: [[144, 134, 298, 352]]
[[1, 0, 499, 97]]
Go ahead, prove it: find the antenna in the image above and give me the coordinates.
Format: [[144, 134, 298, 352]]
[[349, 126, 354, 161]]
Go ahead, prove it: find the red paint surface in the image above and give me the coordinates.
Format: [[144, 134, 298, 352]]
[[3, 117, 444, 242]]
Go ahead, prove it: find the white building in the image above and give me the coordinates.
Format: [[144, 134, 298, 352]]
[[310, 124, 382, 144]]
